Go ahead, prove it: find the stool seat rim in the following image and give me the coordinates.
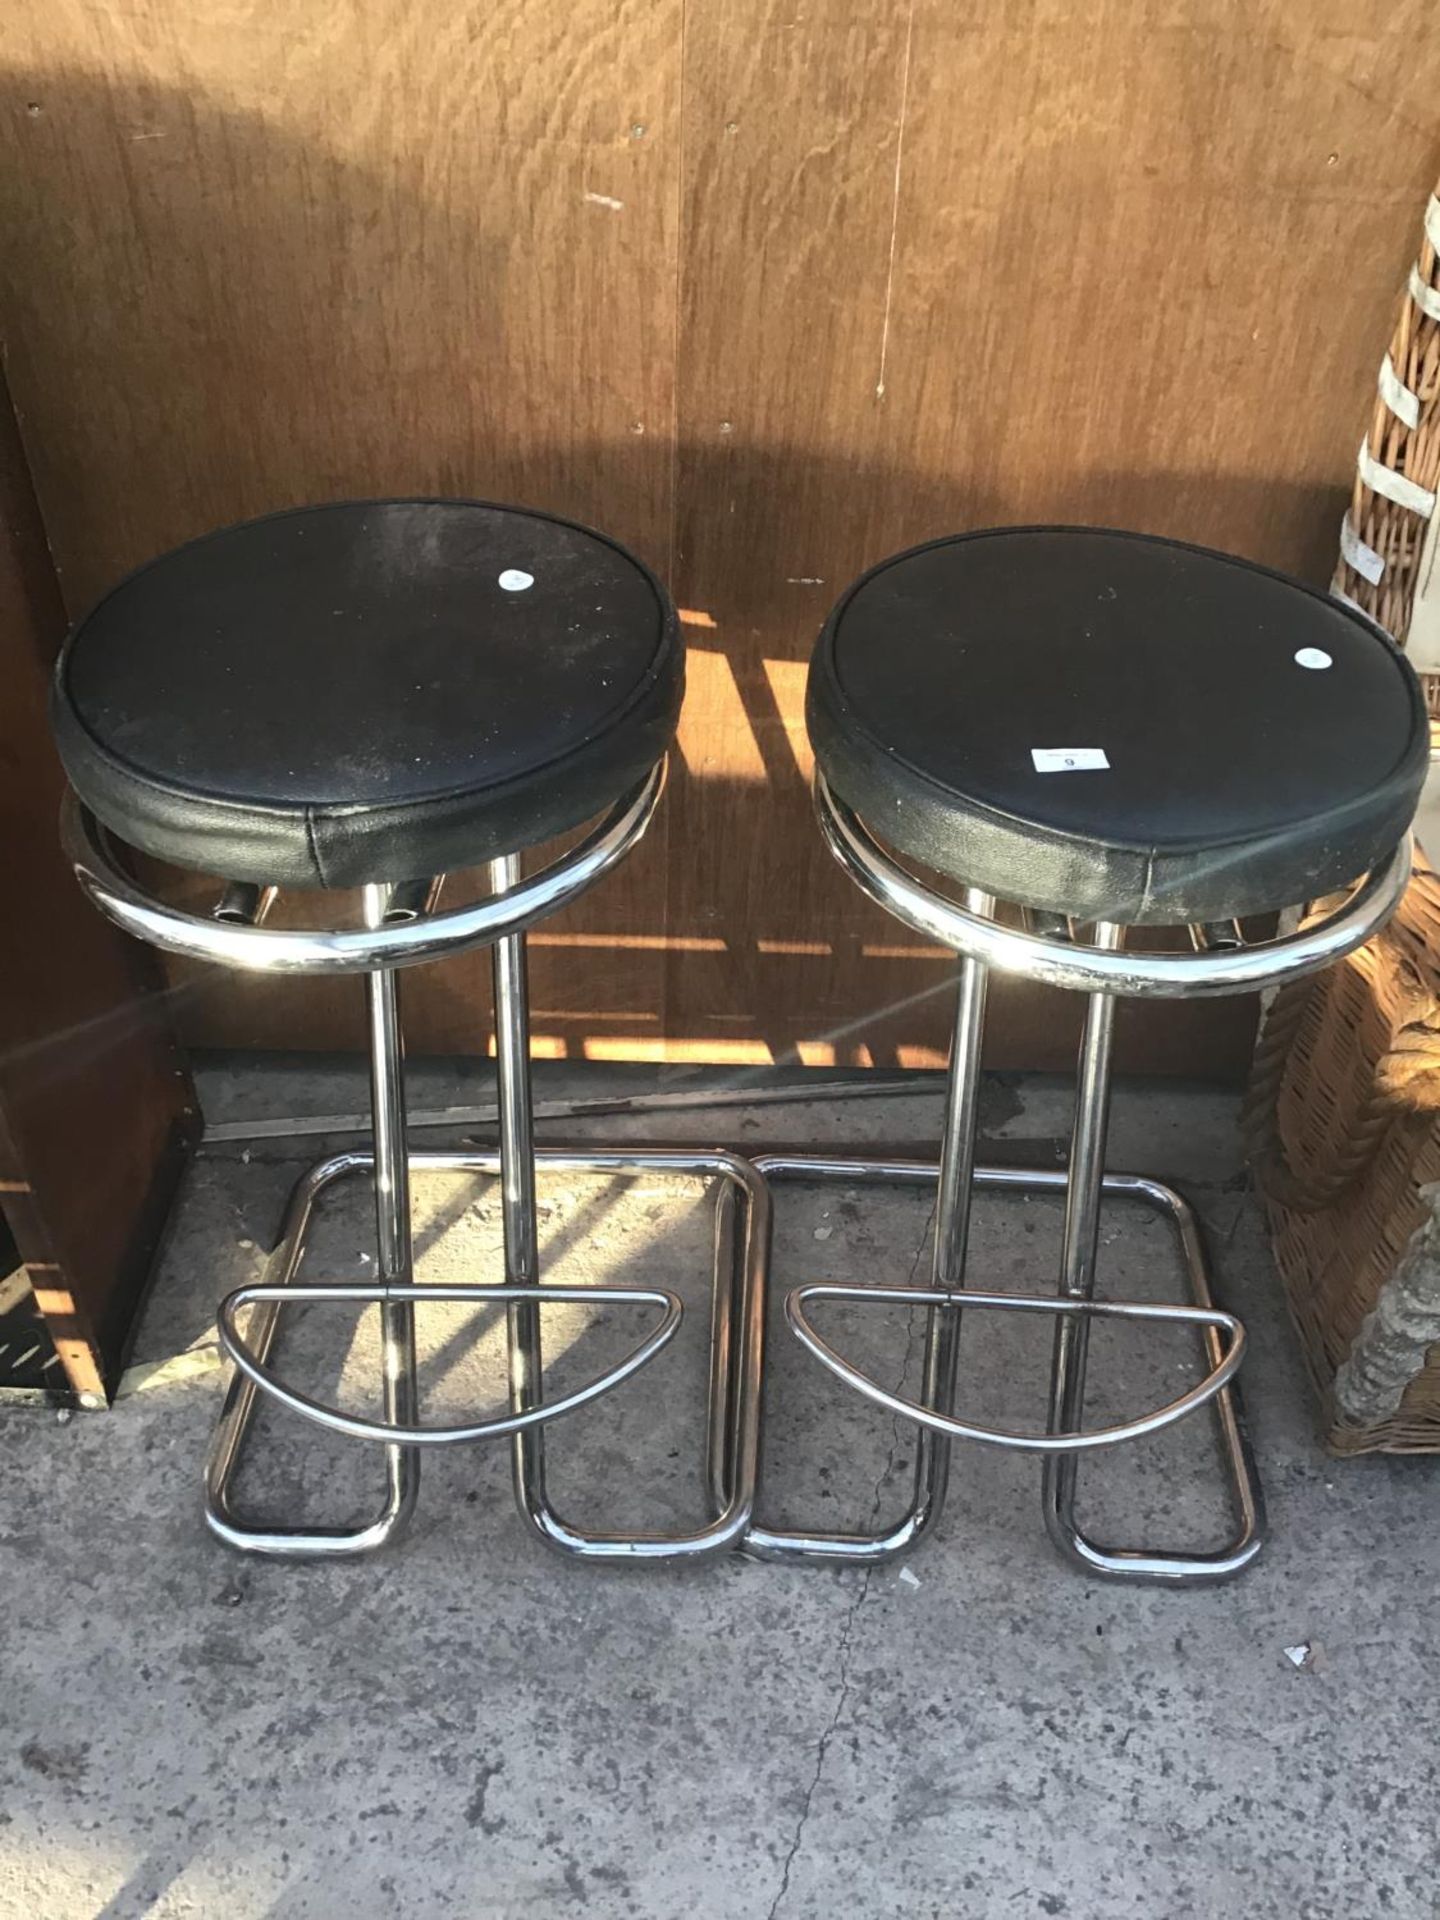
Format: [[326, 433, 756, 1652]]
[[51, 498, 684, 889], [816, 770, 1411, 999], [807, 525, 1429, 925], [61, 758, 665, 976]]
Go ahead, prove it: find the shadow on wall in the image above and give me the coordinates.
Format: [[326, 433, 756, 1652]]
[[0, 67, 1340, 1076]]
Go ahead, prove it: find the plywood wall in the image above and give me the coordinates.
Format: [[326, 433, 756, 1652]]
[[2, 1, 1437, 1077]]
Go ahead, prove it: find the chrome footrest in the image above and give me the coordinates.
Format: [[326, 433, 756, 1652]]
[[205, 1145, 767, 1561], [784, 1281, 1244, 1454], [718, 1155, 1266, 1581], [218, 1279, 683, 1446]]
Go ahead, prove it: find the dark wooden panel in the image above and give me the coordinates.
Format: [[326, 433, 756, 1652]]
[[0, 5, 681, 602], [0, 374, 196, 1399], [0, 0, 684, 1063]]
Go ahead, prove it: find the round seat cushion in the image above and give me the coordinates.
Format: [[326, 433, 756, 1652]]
[[52, 500, 683, 887], [807, 527, 1429, 925]]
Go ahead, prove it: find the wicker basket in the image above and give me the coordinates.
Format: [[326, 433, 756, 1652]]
[[1246, 177, 1440, 1453], [1332, 180, 1440, 715], [1245, 859, 1440, 1452]]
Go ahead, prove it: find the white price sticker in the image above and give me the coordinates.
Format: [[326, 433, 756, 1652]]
[[1031, 748, 1109, 773]]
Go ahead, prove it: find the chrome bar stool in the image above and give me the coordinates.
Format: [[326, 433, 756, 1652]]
[[52, 499, 767, 1560], [724, 527, 1425, 1582]]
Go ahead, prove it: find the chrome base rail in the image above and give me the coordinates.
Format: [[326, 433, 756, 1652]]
[[81, 745, 1398, 1581], [86, 752, 767, 1563], [710, 779, 1401, 1585], [486, 854, 769, 1561], [715, 1157, 1265, 1581], [206, 1144, 766, 1558], [206, 1148, 419, 1559], [505, 1146, 767, 1560]]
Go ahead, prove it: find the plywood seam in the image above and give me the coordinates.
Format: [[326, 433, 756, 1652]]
[[874, 0, 918, 404]]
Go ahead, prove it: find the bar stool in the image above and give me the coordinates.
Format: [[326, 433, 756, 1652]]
[[51, 499, 767, 1561], [726, 527, 1426, 1582]]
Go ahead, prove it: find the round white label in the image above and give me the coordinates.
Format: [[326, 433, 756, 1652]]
[[498, 568, 534, 592], [1294, 647, 1332, 670]]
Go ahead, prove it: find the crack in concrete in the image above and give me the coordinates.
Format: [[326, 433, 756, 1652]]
[[765, 1566, 870, 1920], [767, 1202, 936, 1919]]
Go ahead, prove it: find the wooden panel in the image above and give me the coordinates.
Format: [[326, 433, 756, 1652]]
[[0, 373, 196, 1400], [3, 1, 1439, 1077], [0, 0, 683, 1061], [664, 0, 1440, 1076]]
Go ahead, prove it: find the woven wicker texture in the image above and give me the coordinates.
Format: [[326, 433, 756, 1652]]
[[1332, 180, 1440, 721], [1245, 858, 1440, 1452], [1249, 177, 1440, 1452]]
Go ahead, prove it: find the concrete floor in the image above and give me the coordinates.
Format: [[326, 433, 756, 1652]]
[[2, 1058, 1438, 1919]]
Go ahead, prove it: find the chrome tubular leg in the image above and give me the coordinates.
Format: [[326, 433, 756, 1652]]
[[489, 855, 548, 1530], [913, 890, 996, 1539], [362, 886, 423, 1537], [738, 892, 993, 1565], [1042, 921, 1123, 1474], [492, 857, 766, 1559], [1040, 923, 1265, 1584], [203, 886, 420, 1556]]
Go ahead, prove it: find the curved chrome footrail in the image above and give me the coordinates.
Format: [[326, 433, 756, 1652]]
[[728, 780, 1384, 1585], [714, 1157, 1264, 1580], [197, 809, 767, 1564], [205, 1144, 767, 1561]]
